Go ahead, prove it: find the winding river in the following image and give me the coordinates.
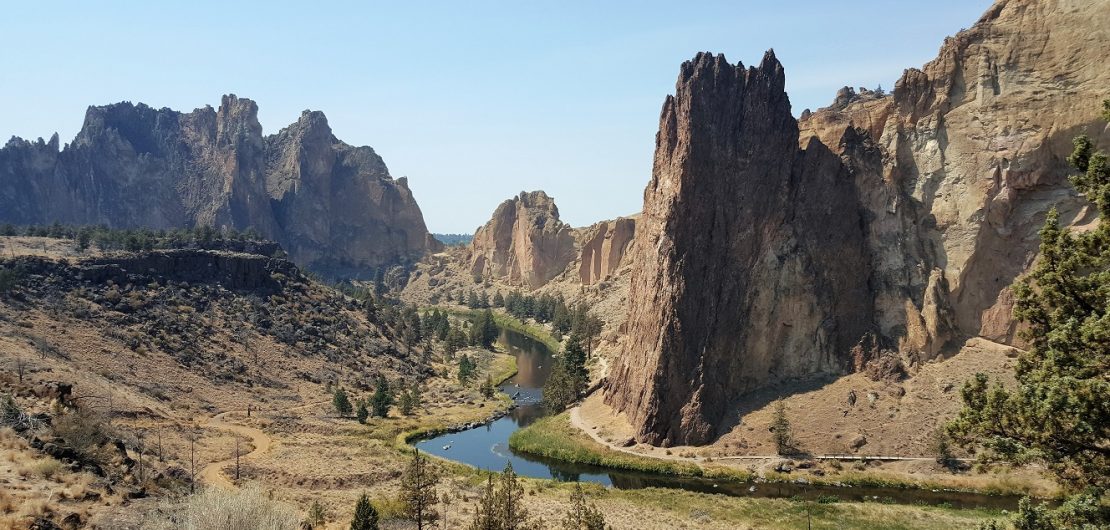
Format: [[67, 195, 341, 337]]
[[415, 327, 1025, 510]]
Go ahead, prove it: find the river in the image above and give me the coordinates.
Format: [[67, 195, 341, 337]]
[[414, 327, 1024, 510]]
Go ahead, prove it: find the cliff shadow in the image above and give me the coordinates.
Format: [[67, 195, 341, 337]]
[[710, 373, 840, 448]]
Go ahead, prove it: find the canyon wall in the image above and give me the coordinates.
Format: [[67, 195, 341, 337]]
[[606, 0, 1110, 445], [605, 51, 874, 446], [468, 191, 576, 288], [0, 95, 438, 276]]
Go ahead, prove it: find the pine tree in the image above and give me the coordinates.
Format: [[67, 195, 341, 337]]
[[493, 291, 505, 308], [948, 102, 1110, 528], [472, 309, 498, 349], [468, 474, 499, 530], [561, 483, 606, 530], [458, 354, 476, 384], [771, 400, 793, 455], [401, 449, 440, 530], [496, 462, 529, 530], [306, 500, 326, 528], [370, 376, 394, 418], [350, 493, 379, 530], [356, 401, 369, 424], [399, 388, 415, 416], [480, 375, 495, 398], [333, 388, 353, 417]]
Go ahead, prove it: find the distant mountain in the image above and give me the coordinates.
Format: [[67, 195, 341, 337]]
[[432, 233, 474, 246], [0, 95, 441, 277]]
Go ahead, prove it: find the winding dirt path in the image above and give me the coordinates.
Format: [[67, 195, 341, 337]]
[[196, 399, 328, 488], [198, 411, 272, 489], [568, 405, 957, 464]]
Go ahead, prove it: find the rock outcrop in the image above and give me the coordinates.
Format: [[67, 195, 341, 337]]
[[469, 191, 576, 288], [605, 51, 874, 446], [799, 0, 1110, 349], [607, 0, 1110, 445], [0, 95, 438, 276], [577, 217, 636, 285]]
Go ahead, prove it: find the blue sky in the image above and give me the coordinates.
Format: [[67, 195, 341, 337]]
[[0, 1, 991, 233]]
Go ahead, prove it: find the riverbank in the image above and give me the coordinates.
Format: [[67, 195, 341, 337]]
[[439, 306, 563, 352], [511, 404, 1055, 500]]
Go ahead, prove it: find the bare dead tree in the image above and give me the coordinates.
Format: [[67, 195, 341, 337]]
[[15, 357, 26, 383], [135, 431, 146, 483], [157, 429, 163, 462], [234, 434, 241, 481], [189, 433, 198, 493]]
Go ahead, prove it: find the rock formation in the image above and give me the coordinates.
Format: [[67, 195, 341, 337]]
[[0, 95, 438, 275], [605, 51, 874, 446], [798, 0, 1110, 349], [607, 0, 1110, 445], [469, 191, 576, 288], [577, 217, 636, 285]]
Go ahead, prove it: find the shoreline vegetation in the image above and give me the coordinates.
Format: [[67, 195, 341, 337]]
[[438, 306, 563, 352], [509, 413, 1053, 500]]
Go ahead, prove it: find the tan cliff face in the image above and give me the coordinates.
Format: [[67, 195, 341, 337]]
[[0, 95, 438, 276], [577, 217, 636, 286], [604, 51, 875, 446], [604, 0, 1110, 446], [799, 0, 1110, 350], [468, 190, 577, 288]]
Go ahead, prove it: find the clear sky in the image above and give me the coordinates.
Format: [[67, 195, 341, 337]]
[[1, 1, 992, 233]]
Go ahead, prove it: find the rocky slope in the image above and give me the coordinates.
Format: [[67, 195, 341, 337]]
[[0, 95, 439, 276], [605, 0, 1110, 446], [468, 191, 577, 288], [604, 51, 874, 446]]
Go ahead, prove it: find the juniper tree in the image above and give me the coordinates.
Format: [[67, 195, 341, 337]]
[[561, 483, 606, 530], [333, 388, 353, 417], [370, 376, 394, 418], [350, 493, 379, 530]]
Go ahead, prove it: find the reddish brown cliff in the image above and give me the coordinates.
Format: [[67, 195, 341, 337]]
[[604, 51, 874, 446]]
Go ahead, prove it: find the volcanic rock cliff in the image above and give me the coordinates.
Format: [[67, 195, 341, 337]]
[[606, 0, 1110, 446], [469, 191, 576, 288], [604, 51, 874, 446], [798, 0, 1110, 350], [0, 95, 438, 276]]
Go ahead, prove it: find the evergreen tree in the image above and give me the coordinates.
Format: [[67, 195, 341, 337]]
[[370, 376, 394, 418], [306, 500, 326, 528], [480, 375, 495, 398], [401, 449, 440, 530], [561, 483, 606, 530], [356, 401, 369, 424], [493, 291, 505, 308], [458, 354, 476, 384], [771, 400, 793, 455], [495, 462, 529, 530], [333, 388, 353, 417], [350, 493, 379, 530], [399, 387, 415, 416], [468, 474, 499, 530], [948, 102, 1110, 528], [472, 309, 498, 349]]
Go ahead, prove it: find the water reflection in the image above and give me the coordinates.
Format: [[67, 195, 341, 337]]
[[413, 327, 1024, 510]]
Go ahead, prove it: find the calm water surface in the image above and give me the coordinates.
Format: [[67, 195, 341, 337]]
[[414, 327, 1024, 510]]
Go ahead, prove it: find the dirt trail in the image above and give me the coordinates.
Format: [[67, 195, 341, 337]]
[[568, 405, 954, 464], [197, 399, 328, 488], [197, 411, 273, 489]]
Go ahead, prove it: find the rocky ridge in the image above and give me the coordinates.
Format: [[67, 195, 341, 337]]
[[605, 0, 1110, 446], [468, 191, 577, 288], [0, 95, 439, 276], [604, 51, 874, 446]]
